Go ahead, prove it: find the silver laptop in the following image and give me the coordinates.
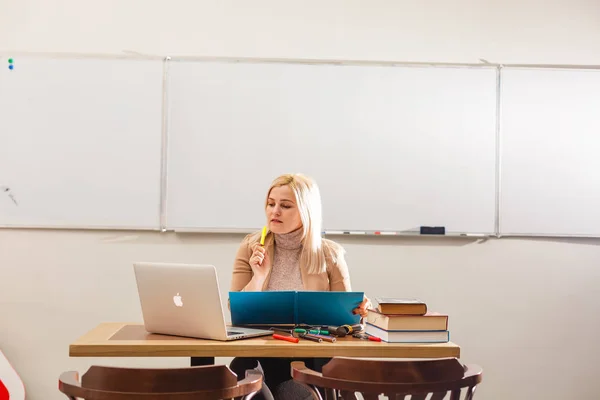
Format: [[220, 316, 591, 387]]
[[133, 262, 273, 341]]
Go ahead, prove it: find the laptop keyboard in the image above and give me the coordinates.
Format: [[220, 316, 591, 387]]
[[227, 330, 244, 336]]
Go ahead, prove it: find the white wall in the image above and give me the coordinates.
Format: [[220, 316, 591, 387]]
[[1, 1, 600, 399]]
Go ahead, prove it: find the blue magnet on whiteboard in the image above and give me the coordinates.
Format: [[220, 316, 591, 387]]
[[8, 65, 14, 70]]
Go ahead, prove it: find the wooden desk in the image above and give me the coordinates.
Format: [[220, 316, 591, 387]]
[[69, 323, 460, 359]]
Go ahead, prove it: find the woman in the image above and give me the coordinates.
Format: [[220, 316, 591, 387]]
[[229, 173, 370, 399]]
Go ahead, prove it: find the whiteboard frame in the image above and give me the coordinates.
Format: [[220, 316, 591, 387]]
[[0, 52, 166, 231], [163, 57, 501, 235], [159, 56, 172, 232], [2, 52, 600, 237], [495, 64, 600, 238], [494, 66, 503, 236]]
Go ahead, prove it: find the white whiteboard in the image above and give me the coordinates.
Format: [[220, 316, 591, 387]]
[[0, 55, 164, 229], [166, 61, 498, 233], [500, 67, 600, 236]]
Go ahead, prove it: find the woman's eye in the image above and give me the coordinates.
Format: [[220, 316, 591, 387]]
[[282, 205, 291, 209]]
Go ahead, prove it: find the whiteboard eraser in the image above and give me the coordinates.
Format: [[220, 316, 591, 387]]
[[420, 226, 445, 235]]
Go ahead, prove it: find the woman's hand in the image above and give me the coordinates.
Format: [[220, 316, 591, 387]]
[[242, 244, 271, 292], [353, 295, 372, 318], [249, 244, 270, 280]]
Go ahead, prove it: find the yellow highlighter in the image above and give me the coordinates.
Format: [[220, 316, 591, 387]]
[[260, 226, 268, 246]]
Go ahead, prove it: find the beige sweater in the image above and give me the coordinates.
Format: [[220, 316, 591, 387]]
[[265, 228, 304, 291], [230, 230, 352, 292]]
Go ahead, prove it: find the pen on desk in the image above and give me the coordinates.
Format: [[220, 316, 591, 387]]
[[260, 226, 268, 245], [294, 328, 329, 335], [273, 333, 299, 343], [353, 332, 381, 342], [299, 333, 322, 343], [343, 324, 364, 334], [326, 324, 363, 337], [270, 327, 293, 334], [325, 326, 348, 336], [313, 334, 336, 343]]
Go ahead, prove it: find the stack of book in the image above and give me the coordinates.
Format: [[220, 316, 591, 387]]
[[364, 298, 450, 343]]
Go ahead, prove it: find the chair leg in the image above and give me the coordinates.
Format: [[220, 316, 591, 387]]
[[324, 387, 337, 400], [309, 384, 324, 400], [466, 385, 477, 400], [242, 389, 261, 400], [339, 390, 359, 399]]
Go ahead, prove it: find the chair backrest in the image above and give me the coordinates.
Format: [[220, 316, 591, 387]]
[[58, 364, 263, 400], [291, 357, 482, 400]]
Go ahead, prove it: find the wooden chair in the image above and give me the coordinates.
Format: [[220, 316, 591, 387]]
[[291, 357, 482, 400], [58, 364, 263, 400]]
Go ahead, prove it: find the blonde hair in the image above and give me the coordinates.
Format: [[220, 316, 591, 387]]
[[266, 173, 326, 275]]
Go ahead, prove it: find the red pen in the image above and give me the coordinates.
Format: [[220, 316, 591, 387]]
[[353, 332, 381, 342], [273, 333, 299, 343]]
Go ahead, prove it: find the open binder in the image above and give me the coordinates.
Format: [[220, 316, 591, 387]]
[[228, 291, 364, 327]]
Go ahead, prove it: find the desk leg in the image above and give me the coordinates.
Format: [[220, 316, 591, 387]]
[[190, 357, 215, 366]]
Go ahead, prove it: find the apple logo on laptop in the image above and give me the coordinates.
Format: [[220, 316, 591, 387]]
[[173, 293, 183, 307]]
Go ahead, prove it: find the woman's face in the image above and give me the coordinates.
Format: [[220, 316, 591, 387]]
[[266, 185, 302, 234]]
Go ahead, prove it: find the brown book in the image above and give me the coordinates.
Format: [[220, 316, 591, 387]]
[[375, 298, 427, 315], [366, 309, 448, 331]]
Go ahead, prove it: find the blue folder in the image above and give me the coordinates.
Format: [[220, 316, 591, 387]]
[[229, 291, 364, 326]]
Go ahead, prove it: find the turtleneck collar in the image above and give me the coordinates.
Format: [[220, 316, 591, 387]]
[[274, 227, 304, 250]]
